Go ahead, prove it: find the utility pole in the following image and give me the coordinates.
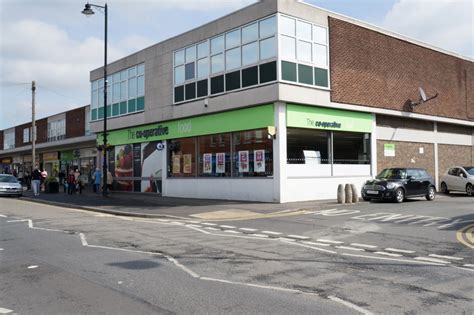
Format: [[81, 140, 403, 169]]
[[31, 81, 36, 171]]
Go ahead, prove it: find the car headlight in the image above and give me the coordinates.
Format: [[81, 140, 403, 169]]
[[386, 182, 396, 189]]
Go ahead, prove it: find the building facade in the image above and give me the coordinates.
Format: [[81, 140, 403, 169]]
[[0, 106, 97, 183]]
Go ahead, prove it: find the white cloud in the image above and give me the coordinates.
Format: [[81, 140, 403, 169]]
[[382, 0, 473, 58]]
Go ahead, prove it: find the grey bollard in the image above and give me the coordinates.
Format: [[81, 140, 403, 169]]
[[351, 184, 358, 203], [345, 184, 353, 204], [337, 184, 345, 204]]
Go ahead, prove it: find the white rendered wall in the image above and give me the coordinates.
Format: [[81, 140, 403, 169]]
[[163, 178, 276, 202]]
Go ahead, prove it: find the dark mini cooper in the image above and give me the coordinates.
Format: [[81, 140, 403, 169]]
[[362, 168, 436, 203]]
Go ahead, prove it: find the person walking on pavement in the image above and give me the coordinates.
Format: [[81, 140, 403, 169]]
[[74, 169, 82, 194], [107, 170, 113, 191], [94, 168, 101, 194], [31, 167, 41, 196], [67, 170, 76, 195]]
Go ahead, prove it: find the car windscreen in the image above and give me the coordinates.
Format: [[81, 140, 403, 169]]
[[376, 169, 406, 179], [0, 176, 18, 183], [464, 167, 474, 176]]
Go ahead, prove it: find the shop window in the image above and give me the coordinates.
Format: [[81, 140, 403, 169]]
[[211, 75, 224, 94], [197, 134, 232, 177], [225, 71, 240, 91], [232, 129, 273, 177], [287, 128, 330, 164], [185, 82, 196, 100], [197, 79, 208, 98], [259, 61, 276, 83], [282, 61, 297, 82], [242, 66, 258, 88], [333, 131, 371, 164], [298, 64, 313, 85], [168, 137, 196, 177], [314, 67, 328, 87], [174, 86, 184, 103]]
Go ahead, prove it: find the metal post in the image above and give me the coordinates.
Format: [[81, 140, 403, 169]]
[[102, 3, 108, 196], [31, 81, 36, 172]]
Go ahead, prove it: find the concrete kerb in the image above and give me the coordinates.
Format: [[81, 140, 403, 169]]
[[19, 197, 188, 220]]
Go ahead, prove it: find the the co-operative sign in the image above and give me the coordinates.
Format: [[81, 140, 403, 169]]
[[307, 118, 341, 129], [128, 125, 169, 140]]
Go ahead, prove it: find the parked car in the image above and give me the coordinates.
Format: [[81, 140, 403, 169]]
[[0, 174, 23, 197], [440, 166, 474, 196], [361, 168, 436, 203]]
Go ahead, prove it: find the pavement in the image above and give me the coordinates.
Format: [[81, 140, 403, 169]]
[[18, 186, 337, 219]]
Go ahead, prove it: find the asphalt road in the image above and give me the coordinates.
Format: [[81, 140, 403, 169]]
[[0, 195, 473, 314]]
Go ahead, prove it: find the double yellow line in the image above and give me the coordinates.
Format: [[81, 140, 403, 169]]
[[457, 224, 474, 249]]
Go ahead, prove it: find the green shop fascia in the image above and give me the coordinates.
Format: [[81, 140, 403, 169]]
[[98, 104, 275, 146]]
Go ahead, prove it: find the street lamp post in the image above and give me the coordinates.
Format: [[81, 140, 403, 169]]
[[82, 2, 108, 197]]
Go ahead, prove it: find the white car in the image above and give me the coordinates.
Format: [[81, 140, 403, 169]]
[[440, 166, 474, 196]]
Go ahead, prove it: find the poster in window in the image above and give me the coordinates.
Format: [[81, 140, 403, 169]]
[[183, 154, 192, 173], [254, 149, 265, 172], [238, 150, 249, 173], [141, 141, 163, 193], [216, 152, 225, 173], [115, 144, 133, 191], [203, 153, 212, 173], [172, 154, 181, 174]]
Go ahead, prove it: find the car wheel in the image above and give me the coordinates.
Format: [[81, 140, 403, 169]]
[[440, 182, 449, 194], [362, 196, 371, 202], [426, 186, 436, 201], [394, 188, 405, 203], [467, 184, 474, 197]]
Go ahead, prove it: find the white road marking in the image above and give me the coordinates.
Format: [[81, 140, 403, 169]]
[[202, 222, 218, 226], [462, 264, 474, 268], [0, 214, 7, 218], [0, 248, 3, 251], [414, 257, 450, 264], [219, 225, 236, 229], [316, 239, 344, 244], [165, 255, 200, 278], [170, 221, 185, 225], [0, 307, 13, 314], [287, 234, 310, 240], [186, 220, 201, 224], [79, 233, 88, 246], [336, 246, 365, 252], [118, 281, 123, 284], [204, 227, 220, 231], [328, 296, 374, 315], [350, 243, 378, 249], [185, 224, 202, 228], [239, 227, 258, 231], [224, 230, 241, 234], [301, 241, 331, 247], [428, 254, 463, 261], [385, 248, 416, 254], [27, 265, 38, 269], [156, 219, 170, 222], [278, 237, 296, 242], [250, 234, 269, 238], [262, 231, 282, 235], [374, 251, 403, 257], [342, 253, 446, 266], [288, 240, 337, 254]]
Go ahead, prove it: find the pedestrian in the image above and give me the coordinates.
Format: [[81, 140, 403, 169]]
[[18, 169, 24, 186], [94, 168, 101, 194], [107, 170, 113, 191], [31, 167, 41, 196], [66, 170, 75, 195], [74, 169, 82, 194], [24, 170, 31, 190]]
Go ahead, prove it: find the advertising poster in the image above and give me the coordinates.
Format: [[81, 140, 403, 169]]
[[384, 143, 395, 157], [172, 155, 181, 174], [141, 141, 163, 193], [183, 154, 192, 173], [203, 153, 212, 174], [254, 149, 265, 173], [238, 150, 249, 173], [115, 144, 133, 191], [216, 153, 225, 173]]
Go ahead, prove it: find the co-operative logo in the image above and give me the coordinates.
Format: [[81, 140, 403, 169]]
[[156, 142, 165, 151]]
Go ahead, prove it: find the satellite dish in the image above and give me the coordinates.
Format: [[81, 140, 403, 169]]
[[419, 87, 427, 102]]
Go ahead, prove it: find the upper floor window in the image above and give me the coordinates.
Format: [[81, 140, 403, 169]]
[[279, 14, 329, 88], [23, 128, 30, 143], [47, 119, 65, 142], [90, 63, 145, 121], [173, 15, 277, 104], [3, 129, 15, 150]]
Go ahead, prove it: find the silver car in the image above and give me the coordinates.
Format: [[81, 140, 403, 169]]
[[440, 166, 474, 196], [0, 174, 23, 197]]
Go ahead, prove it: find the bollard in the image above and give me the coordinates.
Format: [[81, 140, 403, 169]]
[[345, 184, 353, 204], [350, 184, 358, 203], [337, 184, 345, 204]]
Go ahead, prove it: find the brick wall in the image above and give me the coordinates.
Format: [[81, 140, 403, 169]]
[[329, 18, 474, 121], [66, 107, 85, 139], [376, 115, 433, 131], [377, 140, 435, 180], [0, 130, 3, 150], [35, 118, 48, 144], [438, 144, 473, 181]]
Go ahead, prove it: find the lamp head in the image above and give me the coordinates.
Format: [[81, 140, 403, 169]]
[[81, 3, 95, 15]]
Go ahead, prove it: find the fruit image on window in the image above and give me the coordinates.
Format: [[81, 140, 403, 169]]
[[115, 144, 133, 191]]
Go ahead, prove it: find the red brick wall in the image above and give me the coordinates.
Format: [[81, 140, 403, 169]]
[[35, 118, 48, 144], [66, 107, 85, 139], [329, 17, 474, 121], [0, 131, 3, 150]]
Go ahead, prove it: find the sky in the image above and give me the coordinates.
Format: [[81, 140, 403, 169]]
[[0, 0, 472, 130]]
